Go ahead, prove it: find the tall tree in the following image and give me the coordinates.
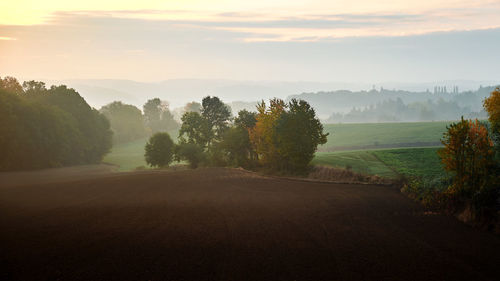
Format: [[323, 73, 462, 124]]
[[178, 111, 211, 148], [143, 98, 179, 133], [201, 96, 231, 144]]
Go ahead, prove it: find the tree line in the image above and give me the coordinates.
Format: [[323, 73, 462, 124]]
[[144, 96, 328, 175], [0, 76, 112, 171], [291, 86, 496, 122], [326, 98, 486, 123]]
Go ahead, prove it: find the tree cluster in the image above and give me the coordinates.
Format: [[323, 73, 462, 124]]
[[0, 76, 112, 171], [144, 96, 328, 175]]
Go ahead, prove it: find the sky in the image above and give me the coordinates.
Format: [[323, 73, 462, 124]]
[[1, 0, 499, 83]]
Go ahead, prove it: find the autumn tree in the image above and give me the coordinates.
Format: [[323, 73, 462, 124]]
[[249, 99, 286, 169], [438, 118, 496, 212], [483, 87, 500, 157]]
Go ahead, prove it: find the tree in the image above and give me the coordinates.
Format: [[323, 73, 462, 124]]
[[22, 80, 47, 97], [201, 96, 231, 144], [42, 85, 113, 163], [249, 98, 328, 174], [178, 111, 211, 148], [100, 101, 147, 143], [0, 76, 23, 94], [235, 109, 257, 129], [275, 99, 328, 173], [143, 98, 179, 133], [249, 99, 287, 169], [144, 133, 175, 167], [0, 89, 80, 170], [161, 109, 180, 132], [220, 110, 258, 167], [483, 87, 500, 156], [438, 118, 496, 212]]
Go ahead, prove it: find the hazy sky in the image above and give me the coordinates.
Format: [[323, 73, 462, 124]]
[[1, 0, 499, 82]]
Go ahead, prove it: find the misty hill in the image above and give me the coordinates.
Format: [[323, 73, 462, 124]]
[[47, 79, 499, 122], [290, 86, 498, 121]]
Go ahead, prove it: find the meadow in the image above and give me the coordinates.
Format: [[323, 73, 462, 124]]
[[320, 121, 448, 151], [103, 138, 149, 171]]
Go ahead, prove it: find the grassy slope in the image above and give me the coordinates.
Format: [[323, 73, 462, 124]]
[[313, 147, 445, 179], [321, 121, 448, 151], [313, 151, 397, 178], [373, 147, 445, 179]]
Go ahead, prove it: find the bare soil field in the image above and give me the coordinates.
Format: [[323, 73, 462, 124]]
[[1, 167, 499, 281]]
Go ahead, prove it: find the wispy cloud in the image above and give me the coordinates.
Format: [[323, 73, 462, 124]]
[[0, 37, 16, 41], [37, 2, 500, 42]]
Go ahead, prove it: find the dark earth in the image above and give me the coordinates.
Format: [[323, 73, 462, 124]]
[[1, 167, 499, 280]]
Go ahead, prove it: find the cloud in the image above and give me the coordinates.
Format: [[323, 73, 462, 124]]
[[33, 3, 499, 43]]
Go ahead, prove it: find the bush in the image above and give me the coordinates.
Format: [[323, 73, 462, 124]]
[[144, 133, 175, 167]]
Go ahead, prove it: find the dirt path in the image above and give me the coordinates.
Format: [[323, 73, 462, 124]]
[[1, 168, 499, 280]]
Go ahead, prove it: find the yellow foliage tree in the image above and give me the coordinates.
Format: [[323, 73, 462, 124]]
[[438, 118, 494, 203]]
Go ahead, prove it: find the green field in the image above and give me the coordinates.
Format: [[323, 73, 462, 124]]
[[103, 138, 149, 171], [313, 147, 445, 179], [320, 121, 448, 151]]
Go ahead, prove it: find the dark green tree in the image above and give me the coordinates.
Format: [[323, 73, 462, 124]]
[[274, 99, 328, 173], [144, 132, 175, 167], [22, 80, 47, 97], [201, 96, 231, 144], [220, 110, 258, 167], [42, 85, 112, 163], [178, 111, 211, 148]]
